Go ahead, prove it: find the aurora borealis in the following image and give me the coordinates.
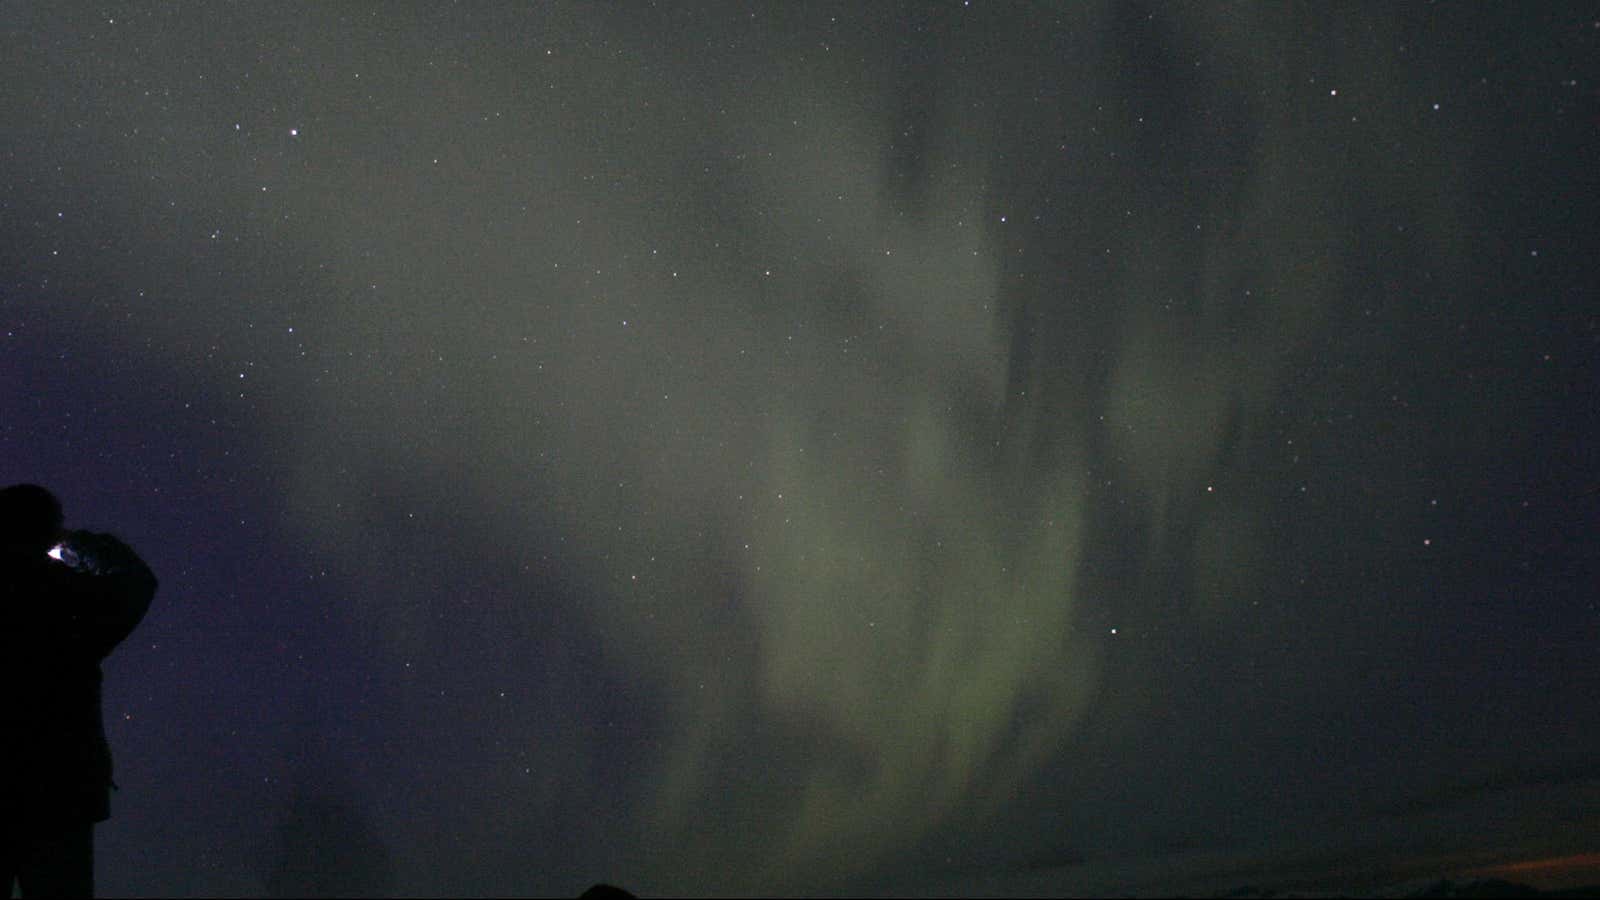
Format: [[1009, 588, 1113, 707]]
[[3, 4, 1597, 896]]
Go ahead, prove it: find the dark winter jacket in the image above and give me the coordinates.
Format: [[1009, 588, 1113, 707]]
[[0, 534, 156, 824]]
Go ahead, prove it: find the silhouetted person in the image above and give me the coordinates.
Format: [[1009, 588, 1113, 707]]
[[0, 484, 156, 897]]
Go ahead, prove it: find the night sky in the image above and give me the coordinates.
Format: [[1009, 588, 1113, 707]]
[[3, 3, 1598, 896]]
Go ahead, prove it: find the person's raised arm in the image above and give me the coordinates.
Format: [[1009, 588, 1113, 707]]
[[45, 532, 158, 661]]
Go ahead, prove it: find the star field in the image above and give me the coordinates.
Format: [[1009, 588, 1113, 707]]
[[2, 4, 1598, 896]]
